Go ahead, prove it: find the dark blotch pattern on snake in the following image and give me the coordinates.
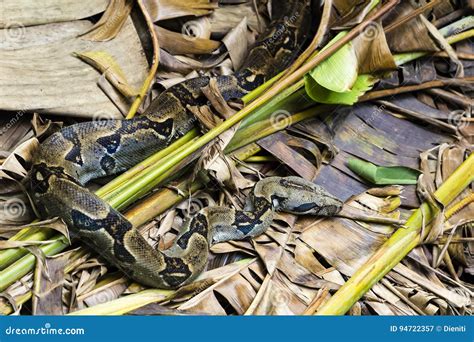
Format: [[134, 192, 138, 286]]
[[30, 0, 342, 289]]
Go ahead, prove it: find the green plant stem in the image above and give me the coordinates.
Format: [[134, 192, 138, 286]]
[[0, 138, 267, 294], [0, 225, 52, 270], [97, 128, 199, 198], [316, 153, 474, 315], [68, 258, 253, 315], [0, 235, 67, 292], [69, 289, 174, 315]]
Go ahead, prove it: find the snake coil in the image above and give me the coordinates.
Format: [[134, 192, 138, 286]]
[[29, 0, 342, 289]]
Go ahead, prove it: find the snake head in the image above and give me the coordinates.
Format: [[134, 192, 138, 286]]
[[258, 176, 343, 217]]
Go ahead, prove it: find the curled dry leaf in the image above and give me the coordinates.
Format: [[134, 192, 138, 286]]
[[209, 3, 264, 36], [143, 0, 216, 22], [31, 113, 63, 141], [81, 0, 134, 42], [75, 50, 139, 98], [332, 0, 379, 27], [258, 131, 321, 181], [352, 20, 396, 74], [193, 78, 252, 190], [80, 273, 129, 308], [156, 26, 221, 55], [0, 138, 39, 192], [222, 17, 249, 70], [178, 259, 263, 315], [385, 2, 439, 53]]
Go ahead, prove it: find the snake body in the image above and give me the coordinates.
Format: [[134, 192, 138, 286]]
[[30, 0, 342, 289]]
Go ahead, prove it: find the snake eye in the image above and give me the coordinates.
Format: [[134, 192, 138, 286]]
[[30, 165, 52, 194], [271, 194, 287, 209]]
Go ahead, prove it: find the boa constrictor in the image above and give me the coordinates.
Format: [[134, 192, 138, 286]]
[[29, 0, 342, 289]]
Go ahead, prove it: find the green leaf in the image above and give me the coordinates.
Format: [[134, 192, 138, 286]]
[[348, 158, 420, 185], [308, 32, 358, 92], [305, 74, 377, 105]]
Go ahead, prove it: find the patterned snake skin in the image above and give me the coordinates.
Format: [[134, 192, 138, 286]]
[[29, 0, 342, 289]]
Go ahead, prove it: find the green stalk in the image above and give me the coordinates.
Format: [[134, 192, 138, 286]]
[[227, 105, 328, 152], [96, 128, 199, 198], [0, 104, 305, 293], [316, 153, 474, 315], [0, 235, 67, 292], [68, 258, 253, 315], [101, 136, 200, 205], [69, 289, 174, 315], [0, 225, 53, 270]]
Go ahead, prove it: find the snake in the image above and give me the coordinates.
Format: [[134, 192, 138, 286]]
[[29, 0, 342, 289]]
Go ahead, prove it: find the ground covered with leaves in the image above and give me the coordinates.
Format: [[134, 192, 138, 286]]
[[0, 0, 473, 315]]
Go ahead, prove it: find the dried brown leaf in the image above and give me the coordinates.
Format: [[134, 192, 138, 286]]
[[32, 252, 70, 315], [156, 26, 220, 55], [81, 0, 134, 42]]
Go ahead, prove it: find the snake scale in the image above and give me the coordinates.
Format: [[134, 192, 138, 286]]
[[29, 0, 342, 289]]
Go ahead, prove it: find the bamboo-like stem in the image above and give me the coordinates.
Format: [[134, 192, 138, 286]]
[[394, 27, 474, 65], [0, 235, 67, 292], [316, 153, 474, 315], [360, 77, 474, 102], [226, 104, 327, 152], [69, 289, 174, 315], [97, 129, 199, 198], [0, 225, 52, 270], [68, 258, 254, 315], [103, 0, 399, 209]]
